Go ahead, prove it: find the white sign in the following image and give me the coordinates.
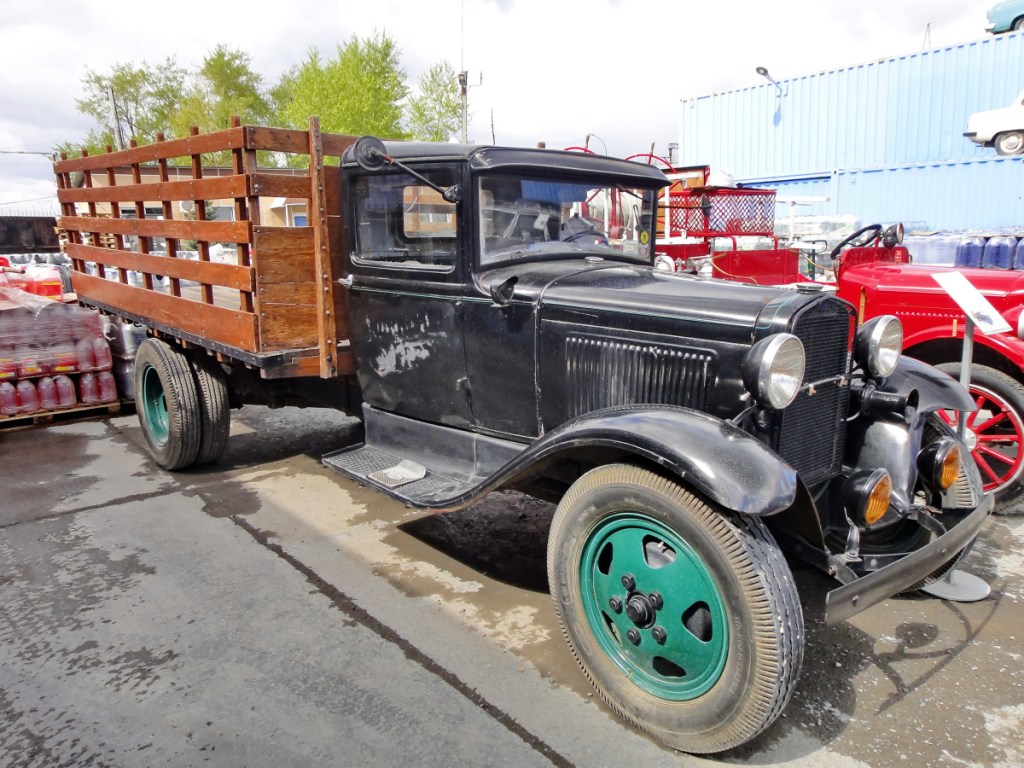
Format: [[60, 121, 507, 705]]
[[933, 271, 1012, 335]]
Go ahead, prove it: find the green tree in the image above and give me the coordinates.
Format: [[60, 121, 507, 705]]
[[61, 49, 271, 161], [74, 58, 186, 149], [275, 32, 409, 139], [171, 46, 274, 164], [171, 45, 272, 137], [406, 61, 461, 142]]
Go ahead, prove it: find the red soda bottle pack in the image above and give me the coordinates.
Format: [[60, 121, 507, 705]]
[[0, 289, 118, 419]]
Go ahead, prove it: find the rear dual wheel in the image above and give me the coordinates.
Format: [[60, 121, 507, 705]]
[[135, 338, 230, 470], [547, 464, 803, 754]]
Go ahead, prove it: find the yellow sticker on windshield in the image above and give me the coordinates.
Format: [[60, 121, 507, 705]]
[[640, 231, 650, 245]]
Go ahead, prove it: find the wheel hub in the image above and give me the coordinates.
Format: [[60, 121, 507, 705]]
[[580, 514, 729, 700], [625, 592, 657, 628]]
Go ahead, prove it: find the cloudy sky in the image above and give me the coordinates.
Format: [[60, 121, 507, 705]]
[[0, 0, 989, 215]]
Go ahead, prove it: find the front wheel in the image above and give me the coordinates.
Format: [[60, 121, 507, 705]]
[[547, 464, 803, 754]]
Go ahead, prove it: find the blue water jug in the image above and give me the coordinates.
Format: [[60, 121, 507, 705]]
[[1015, 238, 1024, 270], [955, 236, 985, 268], [983, 236, 1017, 269]]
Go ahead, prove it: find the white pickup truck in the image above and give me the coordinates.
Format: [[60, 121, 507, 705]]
[[964, 88, 1024, 155]]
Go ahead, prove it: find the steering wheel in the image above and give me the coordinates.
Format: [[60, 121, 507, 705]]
[[561, 215, 609, 245], [562, 227, 609, 245], [830, 224, 882, 260]]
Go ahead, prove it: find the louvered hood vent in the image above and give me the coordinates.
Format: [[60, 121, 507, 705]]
[[565, 336, 714, 418]]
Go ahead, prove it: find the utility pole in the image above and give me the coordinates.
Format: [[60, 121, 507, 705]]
[[106, 86, 126, 150], [459, 71, 468, 144]]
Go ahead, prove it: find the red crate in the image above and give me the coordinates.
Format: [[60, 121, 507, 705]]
[[665, 188, 776, 237]]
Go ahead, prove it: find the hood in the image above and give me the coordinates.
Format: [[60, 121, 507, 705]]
[[838, 262, 1024, 313], [480, 259, 799, 345]]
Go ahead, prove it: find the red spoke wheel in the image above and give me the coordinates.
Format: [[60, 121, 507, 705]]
[[937, 363, 1024, 514]]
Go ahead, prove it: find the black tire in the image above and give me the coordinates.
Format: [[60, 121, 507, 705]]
[[936, 363, 1024, 514], [189, 354, 230, 465], [547, 464, 803, 754], [994, 130, 1024, 156], [1013, 16, 1024, 31], [134, 338, 201, 471]]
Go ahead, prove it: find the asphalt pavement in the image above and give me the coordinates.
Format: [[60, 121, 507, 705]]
[[2, 405, 1023, 768]]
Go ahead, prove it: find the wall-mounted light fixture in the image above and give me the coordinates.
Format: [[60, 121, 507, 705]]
[[756, 66, 786, 98]]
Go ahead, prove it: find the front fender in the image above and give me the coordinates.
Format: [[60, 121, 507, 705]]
[[488, 405, 798, 516], [878, 356, 976, 414]]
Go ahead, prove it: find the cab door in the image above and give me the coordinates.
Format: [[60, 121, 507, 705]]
[[343, 168, 474, 428]]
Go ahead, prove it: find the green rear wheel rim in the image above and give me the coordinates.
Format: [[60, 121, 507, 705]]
[[140, 364, 170, 446], [579, 512, 729, 700]]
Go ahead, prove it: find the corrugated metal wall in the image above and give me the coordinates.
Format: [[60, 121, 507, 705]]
[[678, 33, 1024, 230], [757, 156, 1024, 230]]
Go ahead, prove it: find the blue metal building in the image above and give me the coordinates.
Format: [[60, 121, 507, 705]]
[[678, 33, 1024, 230]]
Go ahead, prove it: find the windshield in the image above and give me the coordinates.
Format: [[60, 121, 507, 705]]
[[478, 174, 657, 267]]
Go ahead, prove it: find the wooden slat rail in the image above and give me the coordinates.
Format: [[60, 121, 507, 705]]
[[54, 119, 356, 378]]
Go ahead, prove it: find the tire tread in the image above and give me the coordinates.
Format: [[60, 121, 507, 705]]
[[547, 464, 804, 754]]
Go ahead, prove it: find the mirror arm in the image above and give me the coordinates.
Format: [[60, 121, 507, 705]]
[[354, 136, 461, 203]]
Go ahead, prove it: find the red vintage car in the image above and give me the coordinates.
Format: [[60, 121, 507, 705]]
[[652, 180, 1024, 513]]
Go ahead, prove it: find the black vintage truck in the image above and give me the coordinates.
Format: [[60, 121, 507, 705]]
[[54, 122, 991, 754]]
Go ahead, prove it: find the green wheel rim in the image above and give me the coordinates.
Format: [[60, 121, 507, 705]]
[[579, 512, 729, 700], [140, 363, 170, 446]]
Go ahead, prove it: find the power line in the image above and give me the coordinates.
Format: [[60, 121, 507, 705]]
[[0, 151, 56, 162], [0, 194, 58, 206]]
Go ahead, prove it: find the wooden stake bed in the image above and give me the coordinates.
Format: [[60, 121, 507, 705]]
[[53, 119, 355, 380]]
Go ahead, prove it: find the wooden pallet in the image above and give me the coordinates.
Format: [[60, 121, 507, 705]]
[[0, 401, 127, 433]]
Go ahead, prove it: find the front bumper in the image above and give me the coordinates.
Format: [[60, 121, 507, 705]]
[[824, 495, 993, 624]]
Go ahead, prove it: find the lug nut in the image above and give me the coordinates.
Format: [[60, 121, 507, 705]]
[[609, 596, 622, 612], [650, 592, 663, 610], [627, 628, 641, 645], [621, 574, 636, 590], [651, 626, 667, 644]]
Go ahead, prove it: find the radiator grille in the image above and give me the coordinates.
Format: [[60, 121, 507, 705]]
[[565, 337, 714, 418], [777, 298, 855, 485]]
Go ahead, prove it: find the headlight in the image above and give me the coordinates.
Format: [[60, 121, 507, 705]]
[[855, 315, 903, 378], [742, 334, 805, 409], [653, 253, 675, 272], [881, 223, 904, 248]]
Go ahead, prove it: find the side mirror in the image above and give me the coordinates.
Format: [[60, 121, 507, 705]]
[[489, 276, 518, 307], [351, 136, 389, 171]]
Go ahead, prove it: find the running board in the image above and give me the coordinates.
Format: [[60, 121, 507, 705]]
[[322, 405, 526, 508]]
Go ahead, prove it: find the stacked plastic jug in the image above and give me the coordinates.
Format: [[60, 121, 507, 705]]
[[0, 300, 118, 418]]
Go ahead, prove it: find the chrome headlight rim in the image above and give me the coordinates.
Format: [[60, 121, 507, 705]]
[[741, 333, 806, 410], [856, 315, 903, 379]]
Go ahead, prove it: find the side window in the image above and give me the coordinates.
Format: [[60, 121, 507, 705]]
[[353, 171, 458, 270]]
